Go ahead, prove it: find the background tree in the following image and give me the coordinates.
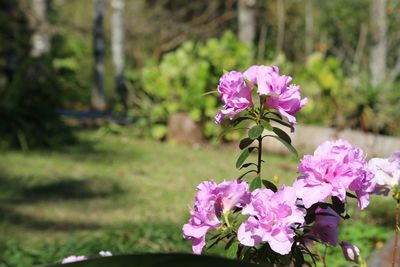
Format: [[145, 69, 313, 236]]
[[30, 0, 50, 57], [370, 0, 387, 86], [238, 0, 256, 47], [92, 0, 107, 111], [276, 0, 285, 53], [111, 0, 127, 114], [304, 0, 314, 56]]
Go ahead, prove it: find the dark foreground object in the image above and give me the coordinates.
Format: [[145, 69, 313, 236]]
[[48, 253, 260, 267]]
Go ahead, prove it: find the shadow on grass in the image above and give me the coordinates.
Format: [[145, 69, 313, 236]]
[[50, 136, 141, 164], [0, 173, 124, 204], [0, 206, 101, 231]]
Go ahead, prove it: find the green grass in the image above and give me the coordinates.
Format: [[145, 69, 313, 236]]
[[0, 129, 395, 266], [0, 129, 299, 266]]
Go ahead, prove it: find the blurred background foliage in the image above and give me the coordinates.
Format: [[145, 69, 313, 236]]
[[1, 0, 400, 148]]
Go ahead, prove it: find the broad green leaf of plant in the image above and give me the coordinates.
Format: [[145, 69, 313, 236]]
[[248, 125, 264, 140]]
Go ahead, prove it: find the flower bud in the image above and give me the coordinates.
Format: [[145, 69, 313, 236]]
[[340, 242, 360, 263]]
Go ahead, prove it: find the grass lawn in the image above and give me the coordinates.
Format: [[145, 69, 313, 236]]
[[0, 129, 394, 267], [0, 129, 300, 266]]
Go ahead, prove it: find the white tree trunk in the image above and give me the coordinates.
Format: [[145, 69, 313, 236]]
[[238, 0, 256, 46], [92, 0, 107, 111], [370, 0, 387, 85], [304, 0, 313, 56], [31, 0, 50, 57], [111, 0, 127, 112], [276, 0, 285, 53]]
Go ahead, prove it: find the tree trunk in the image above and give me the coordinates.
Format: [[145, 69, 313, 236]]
[[31, 0, 50, 57], [238, 0, 256, 47], [304, 0, 313, 57], [92, 0, 107, 111], [370, 0, 387, 86], [276, 0, 285, 54], [111, 0, 127, 114]]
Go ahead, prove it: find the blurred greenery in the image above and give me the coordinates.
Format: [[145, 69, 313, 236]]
[[135, 31, 252, 141], [1, 0, 400, 148]]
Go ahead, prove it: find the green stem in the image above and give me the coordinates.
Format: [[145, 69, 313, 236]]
[[224, 213, 231, 228], [392, 201, 399, 267], [322, 245, 327, 267], [256, 96, 264, 177], [257, 136, 262, 176]]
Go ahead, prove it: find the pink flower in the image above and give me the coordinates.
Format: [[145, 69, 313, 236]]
[[243, 65, 307, 125], [340, 242, 361, 263], [237, 186, 305, 255], [293, 140, 375, 210], [308, 207, 340, 246], [183, 180, 250, 254], [62, 255, 87, 264], [215, 71, 253, 124], [368, 152, 400, 195]]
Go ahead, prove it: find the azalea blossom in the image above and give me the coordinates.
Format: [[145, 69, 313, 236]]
[[237, 186, 305, 255], [183, 179, 250, 254], [61, 255, 87, 264], [293, 139, 375, 209], [308, 207, 340, 246], [368, 152, 400, 195], [215, 71, 253, 124], [243, 65, 307, 126]]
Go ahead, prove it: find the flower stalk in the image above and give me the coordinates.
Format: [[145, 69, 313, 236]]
[[393, 200, 400, 267]]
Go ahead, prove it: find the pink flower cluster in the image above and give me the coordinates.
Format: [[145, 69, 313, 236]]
[[215, 65, 307, 125], [183, 182, 305, 255], [293, 140, 376, 210], [215, 71, 253, 124], [368, 152, 400, 195], [237, 186, 305, 255], [244, 65, 308, 125], [182, 180, 250, 254]]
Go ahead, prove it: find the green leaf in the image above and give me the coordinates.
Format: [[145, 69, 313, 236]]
[[262, 179, 278, 192], [239, 162, 257, 169], [236, 147, 255, 168], [249, 176, 262, 191], [346, 192, 357, 199], [248, 125, 264, 140], [47, 253, 261, 267], [266, 111, 283, 120], [268, 118, 294, 132], [272, 127, 291, 144], [239, 138, 254, 150], [226, 242, 238, 259], [232, 116, 252, 126], [266, 135, 298, 157], [261, 120, 273, 131], [237, 169, 257, 179], [331, 196, 345, 215]]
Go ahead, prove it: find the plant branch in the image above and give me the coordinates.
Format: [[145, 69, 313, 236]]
[[393, 200, 399, 267], [256, 96, 265, 176], [257, 136, 262, 176]]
